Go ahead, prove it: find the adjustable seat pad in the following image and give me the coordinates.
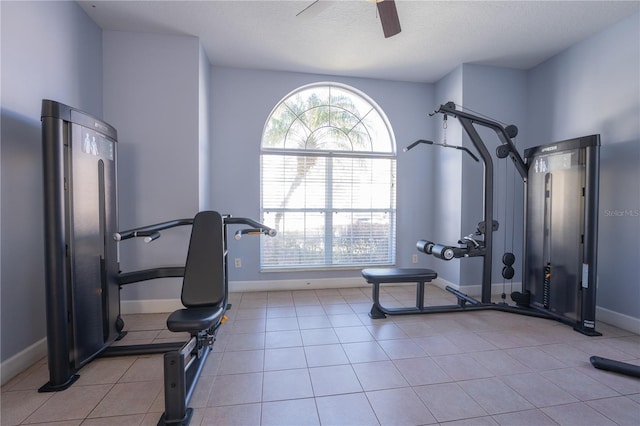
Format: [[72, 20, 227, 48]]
[[167, 306, 224, 333], [362, 268, 437, 283]]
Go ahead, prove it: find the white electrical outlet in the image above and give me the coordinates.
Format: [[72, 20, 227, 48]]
[[412, 254, 418, 264], [234, 258, 242, 268]]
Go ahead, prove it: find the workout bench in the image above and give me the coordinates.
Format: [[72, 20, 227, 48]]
[[361, 268, 438, 318]]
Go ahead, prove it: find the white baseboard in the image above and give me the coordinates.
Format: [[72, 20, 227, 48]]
[[230, 276, 367, 293], [596, 306, 640, 334], [121, 298, 184, 315], [1, 338, 47, 386]]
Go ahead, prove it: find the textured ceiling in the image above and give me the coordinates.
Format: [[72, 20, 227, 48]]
[[79, 0, 639, 83]]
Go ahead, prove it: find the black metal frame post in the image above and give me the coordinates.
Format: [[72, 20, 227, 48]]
[[41, 114, 77, 391], [434, 102, 528, 303], [581, 142, 600, 333], [456, 117, 494, 303]]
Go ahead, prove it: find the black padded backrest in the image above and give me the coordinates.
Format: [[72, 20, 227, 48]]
[[181, 211, 225, 308]]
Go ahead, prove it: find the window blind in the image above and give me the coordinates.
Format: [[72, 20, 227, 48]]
[[261, 152, 396, 268]]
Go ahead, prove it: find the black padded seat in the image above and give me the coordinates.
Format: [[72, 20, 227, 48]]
[[361, 267, 438, 318], [167, 306, 224, 333], [362, 268, 437, 284]]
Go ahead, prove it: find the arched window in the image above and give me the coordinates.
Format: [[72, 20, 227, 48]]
[[260, 83, 396, 269]]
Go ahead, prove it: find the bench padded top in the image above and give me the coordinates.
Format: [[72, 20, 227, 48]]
[[167, 306, 224, 333], [362, 268, 437, 283]]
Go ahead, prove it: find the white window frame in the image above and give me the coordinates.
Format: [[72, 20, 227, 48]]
[[260, 82, 397, 270]]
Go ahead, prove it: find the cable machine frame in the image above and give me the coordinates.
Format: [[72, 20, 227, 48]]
[[435, 102, 527, 304], [374, 102, 600, 335]]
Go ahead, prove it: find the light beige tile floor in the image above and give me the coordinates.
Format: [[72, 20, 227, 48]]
[[2, 285, 640, 425]]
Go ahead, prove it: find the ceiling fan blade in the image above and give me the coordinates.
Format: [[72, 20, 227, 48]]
[[296, 0, 331, 18], [377, 0, 401, 38]]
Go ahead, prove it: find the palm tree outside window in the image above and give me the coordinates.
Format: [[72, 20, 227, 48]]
[[260, 83, 396, 269]]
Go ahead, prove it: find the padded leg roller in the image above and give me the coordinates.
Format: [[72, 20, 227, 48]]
[[590, 356, 640, 378]]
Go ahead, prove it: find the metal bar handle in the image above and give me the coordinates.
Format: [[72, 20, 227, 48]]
[[114, 218, 194, 241], [234, 227, 277, 240], [225, 217, 277, 239]]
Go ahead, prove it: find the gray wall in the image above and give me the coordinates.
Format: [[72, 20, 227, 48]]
[[210, 67, 435, 285], [430, 64, 529, 290], [102, 31, 207, 302], [459, 64, 528, 288], [430, 65, 463, 284], [199, 45, 213, 212], [527, 12, 640, 321], [1, 1, 103, 362]]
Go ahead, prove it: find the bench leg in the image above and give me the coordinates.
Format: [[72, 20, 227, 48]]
[[369, 303, 387, 319], [366, 279, 440, 317], [369, 283, 387, 319], [416, 281, 425, 310]]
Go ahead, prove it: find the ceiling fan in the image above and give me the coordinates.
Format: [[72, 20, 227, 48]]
[[374, 0, 401, 38], [297, 0, 401, 39]]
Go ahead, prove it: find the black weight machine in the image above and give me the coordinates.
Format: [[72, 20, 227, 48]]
[[39, 100, 276, 425], [363, 101, 601, 336], [113, 211, 275, 425]]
